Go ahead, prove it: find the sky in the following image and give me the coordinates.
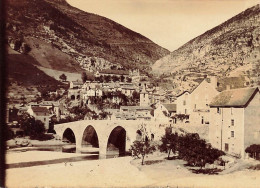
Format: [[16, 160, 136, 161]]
[[67, 0, 259, 51]]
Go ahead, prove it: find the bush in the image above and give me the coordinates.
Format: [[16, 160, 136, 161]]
[[160, 130, 225, 169], [5, 125, 14, 141], [18, 113, 46, 138], [245, 144, 260, 160], [129, 140, 156, 165]]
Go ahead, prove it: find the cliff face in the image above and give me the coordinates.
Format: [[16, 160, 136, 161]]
[[152, 4, 260, 85], [6, 0, 169, 74]]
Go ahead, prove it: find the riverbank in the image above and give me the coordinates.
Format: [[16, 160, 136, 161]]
[[5, 151, 260, 188]]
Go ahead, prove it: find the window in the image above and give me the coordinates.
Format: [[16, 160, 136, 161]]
[[231, 131, 234, 137], [201, 116, 204, 124], [194, 104, 197, 109], [231, 108, 233, 115], [44, 118, 46, 121], [183, 100, 186, 106], [217, 107, 221, 114], [185, 109, 187, 114], [231, 119, 234, 126]]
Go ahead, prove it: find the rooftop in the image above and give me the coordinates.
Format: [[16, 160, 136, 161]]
[[210, 87, 259, 108], [31, 106, 49, 113], [162, 104, 177, 112]]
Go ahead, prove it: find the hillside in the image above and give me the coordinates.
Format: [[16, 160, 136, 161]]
[[6, 53, 61, 87], [152, 5, 260, 86], [5, 0, 169, 75]]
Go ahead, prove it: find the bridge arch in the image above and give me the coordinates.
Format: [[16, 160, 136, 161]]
[[63, 128, 76, 143], [106, 126, 127, 156], [81, 125, 99, 148]]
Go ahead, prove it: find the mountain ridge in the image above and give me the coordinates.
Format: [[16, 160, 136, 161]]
[[6, 0, 169, 76], [152, 4, 260, 86]]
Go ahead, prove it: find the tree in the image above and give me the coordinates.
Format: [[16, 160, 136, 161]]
[[112, 75, 119, 82], [130, 140, 156, 165], [159, 130, 225, 169], [129, 123, 156, 165], [245, 144, 260, 159], [18, 113, 45, 138], [59, 74, 67, 82], [120, 75, 125, 82], [132, 91, 140, 101], [81, 72, 88, 82], [159, 132, 179, 159], [126, 77, 132, 83], [104, 75, 111, 83]]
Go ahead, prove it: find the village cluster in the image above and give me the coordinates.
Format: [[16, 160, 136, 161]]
[[6, 67, 260, 159]]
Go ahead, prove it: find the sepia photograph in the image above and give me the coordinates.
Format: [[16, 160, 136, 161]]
[[1, 0, 260, 187]]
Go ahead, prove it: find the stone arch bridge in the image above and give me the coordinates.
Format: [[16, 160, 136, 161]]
[[54, 120, 169, 156]]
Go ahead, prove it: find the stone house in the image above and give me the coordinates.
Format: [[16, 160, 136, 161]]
[[175, 76, 219, 125], [209, 87, 260, 158], [39, 101, 64, 120], [154, 103, 177, 121], [175, 91, 191, 115], [69, 80, 83, 89]]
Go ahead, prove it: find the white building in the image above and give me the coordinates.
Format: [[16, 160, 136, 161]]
[[176, 91, 191, 115], [154, 103, 177, 122], [189, 77, 219, 125], [175, 76, 219, 125], [209, 87, 260, 158]]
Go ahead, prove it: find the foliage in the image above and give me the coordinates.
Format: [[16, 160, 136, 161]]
[[112, 75, 120, 82], [132, 91, 140, 100], [130, 140, 156, 165], [245, 144, 260, 160], [5, 125, 15, 141], [99, 111, 108, 119], [104, 75, 111, 83], [129, 123, 156, 165], [174, 114, 189, 121], [126, 77, 132, 83], [59, 73, 67, 82], [160, 130, 225, 169], [18, 113, 46, 138], [159, 132, 179, 159]]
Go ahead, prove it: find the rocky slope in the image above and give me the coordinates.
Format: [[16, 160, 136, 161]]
[[6, 0, 169, 75], [152, 4, 260, 86]]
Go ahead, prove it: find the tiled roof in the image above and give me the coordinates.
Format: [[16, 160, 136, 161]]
[[176, 91, 190, 98], [210, 87, 259, 107], [31, 106, 49, 113], [162, 104, 177, 112], [217, 76, 249, 92]]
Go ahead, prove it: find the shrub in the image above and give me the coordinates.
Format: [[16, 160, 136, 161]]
[[245, 144, 260, 160], [129, 140, 156, 165], [18, 113, 45, 138], [160, 130, 225, 169]]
